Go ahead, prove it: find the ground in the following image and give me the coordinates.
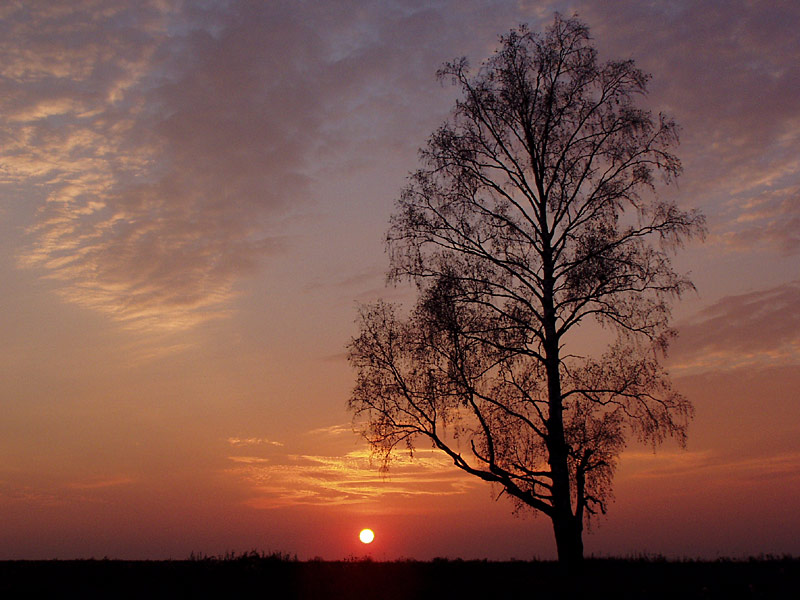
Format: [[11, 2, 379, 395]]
[[2, 555, 796, 599]]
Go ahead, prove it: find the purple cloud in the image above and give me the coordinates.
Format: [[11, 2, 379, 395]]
[[2, 0, 798, 332], [671, 281, 800, 371]]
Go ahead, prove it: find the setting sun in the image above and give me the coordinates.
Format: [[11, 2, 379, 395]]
[[359, 529, 375, 544]]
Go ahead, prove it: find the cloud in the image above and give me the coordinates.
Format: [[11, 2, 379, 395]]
[[670, 281, 800, 372], [576, 1, 800, 257], [623, 449, 800, 486], [0, 480, 66, 507], [66, 476, 135, 490], [717, 188, 800, 256], [9, 1, 345, 331], [0, 474, 135, 506], [227, 456, 270, 464], [3, 1, 797, 334], [306, 424, 352, 437], [226, 441, 477, 510], [0, 1, 336, 330], [0, 0, 534, 332], [227, 437, 284, 448]]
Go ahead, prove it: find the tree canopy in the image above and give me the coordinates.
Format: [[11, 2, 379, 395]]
[[348, 14, 705, 569]]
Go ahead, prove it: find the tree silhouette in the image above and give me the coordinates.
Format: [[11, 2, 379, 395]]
[[348, 14, 705, 570]]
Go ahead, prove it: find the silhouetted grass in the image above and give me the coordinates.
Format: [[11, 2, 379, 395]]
[[1, 553, 796, 599]]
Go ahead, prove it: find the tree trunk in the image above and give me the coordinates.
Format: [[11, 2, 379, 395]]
[[540, 243, 585, 572], [552, 512, 584, 573]]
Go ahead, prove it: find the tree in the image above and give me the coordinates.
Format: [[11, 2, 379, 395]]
[[348, 14, 705, 570]]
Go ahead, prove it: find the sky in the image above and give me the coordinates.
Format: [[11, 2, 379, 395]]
[[0, 0, 798, 561]]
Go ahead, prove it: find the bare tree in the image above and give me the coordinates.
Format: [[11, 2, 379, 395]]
[[348, 14, 705, 570]]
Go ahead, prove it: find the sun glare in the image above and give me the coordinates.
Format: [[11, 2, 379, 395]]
[[359, 528, 375, 544]]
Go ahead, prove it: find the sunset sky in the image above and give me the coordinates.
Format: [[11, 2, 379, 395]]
[[1, 0, 798, 561]]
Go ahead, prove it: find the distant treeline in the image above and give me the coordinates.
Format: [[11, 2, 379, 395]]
[[2, 554, 797, 599]]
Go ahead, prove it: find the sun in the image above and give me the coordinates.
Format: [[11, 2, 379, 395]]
[[358, 528, 375, 544]]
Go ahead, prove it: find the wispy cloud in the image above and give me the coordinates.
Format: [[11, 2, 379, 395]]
[[227, 437, 284, 448], [226, 429, 477, 510], [0, 2, 330, 331], [305, 424, 352, 437], [66, 476, 135, 490], [0, 480, 66, 507], [1, 474, 135, 506], [580, 1, 800, 259], [0, 1, 567, 334], [6, 1, 796, 334], [623, 449, 800, 485], [670, 281, 800, 373], [717, 188, 800, 256]]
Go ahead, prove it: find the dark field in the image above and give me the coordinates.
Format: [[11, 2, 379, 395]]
[[1, 554, 797, 599]]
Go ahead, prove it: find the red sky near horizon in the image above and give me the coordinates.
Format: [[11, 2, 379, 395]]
[[1, 0, 798, 561]]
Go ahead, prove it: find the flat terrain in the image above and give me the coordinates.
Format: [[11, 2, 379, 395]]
[[1, 555, 797, 599]]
